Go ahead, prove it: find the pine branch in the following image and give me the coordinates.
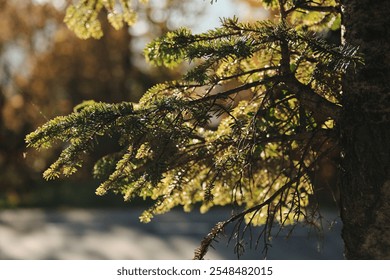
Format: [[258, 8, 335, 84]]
[[27, 2, 364, 259]]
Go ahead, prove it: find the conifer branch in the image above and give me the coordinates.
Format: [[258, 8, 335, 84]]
[[26, 0, 363, 259]]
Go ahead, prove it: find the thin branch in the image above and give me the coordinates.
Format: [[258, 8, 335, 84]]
[[193, 176, 295, 260], [216, 66, 279, 82], [188, 76, 283, 105], [287, 4, 340, 14], [285, 76, 342, 121]]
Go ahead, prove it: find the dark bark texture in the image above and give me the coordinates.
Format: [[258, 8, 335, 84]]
[[340, 0, 390, 259]]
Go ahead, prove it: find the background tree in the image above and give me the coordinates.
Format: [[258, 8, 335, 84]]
[[0, 0, 64, 205], [26, 0, 389, 259]]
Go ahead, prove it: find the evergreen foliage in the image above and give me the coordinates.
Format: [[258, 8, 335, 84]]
[[64, 0, 149, 39], [26, 0, 362, 259]]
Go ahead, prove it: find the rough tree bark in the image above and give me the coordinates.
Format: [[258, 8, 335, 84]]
[[340, 0, 390, 259]]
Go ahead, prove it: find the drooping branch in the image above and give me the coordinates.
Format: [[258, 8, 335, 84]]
[[193, 172, 301, 260]]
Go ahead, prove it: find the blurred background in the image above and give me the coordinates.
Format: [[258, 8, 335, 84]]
[[0, 0, 342, 259]]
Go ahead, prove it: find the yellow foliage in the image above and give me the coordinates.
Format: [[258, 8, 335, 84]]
[[64, 0, 146, 39]]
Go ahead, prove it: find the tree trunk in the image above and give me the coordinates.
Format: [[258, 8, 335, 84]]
[[340, 0, 390, 259]]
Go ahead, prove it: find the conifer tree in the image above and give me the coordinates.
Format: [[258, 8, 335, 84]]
[[26, 0, 390, 259]]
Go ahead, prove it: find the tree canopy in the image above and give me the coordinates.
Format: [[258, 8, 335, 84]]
[[26, 0, 362, 259]]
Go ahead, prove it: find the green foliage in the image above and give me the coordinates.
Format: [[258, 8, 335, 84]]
[[26, 101, 134, 178], [64, 0, 148, 39], [27, 0, 362, 258]]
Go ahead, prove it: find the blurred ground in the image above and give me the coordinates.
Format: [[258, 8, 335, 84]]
[[0, 208, 343, 260]]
